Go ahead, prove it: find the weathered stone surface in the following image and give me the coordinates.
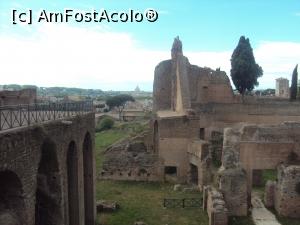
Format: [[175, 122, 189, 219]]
[[173, 184, 182, 191], [218, 167, 248, 216], [204, 186, 228, 225], [96, 200, 120, 213], [100, 132, 161, 181], [171, 36, 183, 59], [0, 211, 20, 225], [274, 164, 300, 218], [134, 221, 147, 225]]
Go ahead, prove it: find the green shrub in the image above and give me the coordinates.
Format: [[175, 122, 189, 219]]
[[96, 117, 114, 132]]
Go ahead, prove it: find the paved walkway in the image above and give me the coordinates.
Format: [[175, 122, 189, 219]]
[[251, 193, 281, 225]]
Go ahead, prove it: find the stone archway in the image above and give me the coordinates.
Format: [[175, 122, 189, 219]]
[[0, 170, 25, 225], [67, 141, 80, 225], [82, 132, 94, 225], [35, 139, 62, 225]]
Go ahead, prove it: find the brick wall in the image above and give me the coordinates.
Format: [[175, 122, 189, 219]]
[[0, 113, 96, 225]]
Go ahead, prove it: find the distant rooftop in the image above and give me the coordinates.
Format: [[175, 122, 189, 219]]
[[276, 77, 289, 81]]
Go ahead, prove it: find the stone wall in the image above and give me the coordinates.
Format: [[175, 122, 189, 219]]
[[187, 140, 212, 190], [100, 132, 163, 181], [274, 164, 300, 218], [223, 122, 300, 190], [0, 113, 96, 225], [0, 89, 36, 106], [152, 37, 300, 188], [153, 38, 234, 113], [203, 186, 228, 225], [153, 60, 172, 112]]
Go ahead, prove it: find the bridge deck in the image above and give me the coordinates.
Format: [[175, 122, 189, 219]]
[[0, 101, 93, 132]]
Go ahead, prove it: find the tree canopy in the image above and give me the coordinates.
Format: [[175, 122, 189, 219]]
[[106, 94, 135, 111], [106, 94, 135, 120], [230, 36, 263, 95]]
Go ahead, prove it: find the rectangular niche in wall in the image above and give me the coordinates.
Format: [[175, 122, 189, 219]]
[[199, 128, 205, 140]]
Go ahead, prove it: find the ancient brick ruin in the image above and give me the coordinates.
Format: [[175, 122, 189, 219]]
[[151, 37, 300, 222], [0, 88, 36, 106], [99, 37, 300, 224], [100, 131, 163, 181], [0, 112, 96, 225], [265, 164, 300, 218]]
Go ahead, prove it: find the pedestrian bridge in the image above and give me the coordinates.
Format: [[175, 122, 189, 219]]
[[0, 101, 96, 225]]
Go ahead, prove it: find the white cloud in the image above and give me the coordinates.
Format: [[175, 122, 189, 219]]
[[295, 12, 300, 16], [186, 41, 300, 89], [0, 24, 168, 90], [0, 23, 299, 91]]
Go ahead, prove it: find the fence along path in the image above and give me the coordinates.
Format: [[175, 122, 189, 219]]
[[0, 101, 93, 131], [163, 198, 202, 208]]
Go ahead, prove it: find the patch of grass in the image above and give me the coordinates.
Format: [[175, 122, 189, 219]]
[[262, 169, 277, 183], [96, 181, 208, 225], [116, 121, 149, 136]]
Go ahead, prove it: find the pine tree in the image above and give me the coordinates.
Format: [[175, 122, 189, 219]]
[[230, 36, 263, 95]]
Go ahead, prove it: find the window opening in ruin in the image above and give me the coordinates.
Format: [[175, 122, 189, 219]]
[[199, 128, 205, 140], [164, 166, 177, 176]]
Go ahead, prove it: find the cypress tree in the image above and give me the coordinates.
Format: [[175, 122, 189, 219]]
[[231, 36, 263, 96], [290, 64, 298, 100]]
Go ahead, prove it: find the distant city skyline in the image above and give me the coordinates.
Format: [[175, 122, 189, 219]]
[[0, 0, 299, 91]]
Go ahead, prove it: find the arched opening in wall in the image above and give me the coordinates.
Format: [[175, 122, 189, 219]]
[[67, 141, 80, 225], [0, 170, 25, 225], [35, 139, 62, 225], [153, 121, 159, 153], [83, 132, 94, 225]]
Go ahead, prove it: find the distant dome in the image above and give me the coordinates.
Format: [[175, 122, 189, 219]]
[[134, 85, 141, 92]]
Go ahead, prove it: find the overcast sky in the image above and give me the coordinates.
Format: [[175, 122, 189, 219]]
[[0, 0, 300, 91]]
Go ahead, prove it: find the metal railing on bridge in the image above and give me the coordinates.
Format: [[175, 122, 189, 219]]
[[0, 101, 93, 131]]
